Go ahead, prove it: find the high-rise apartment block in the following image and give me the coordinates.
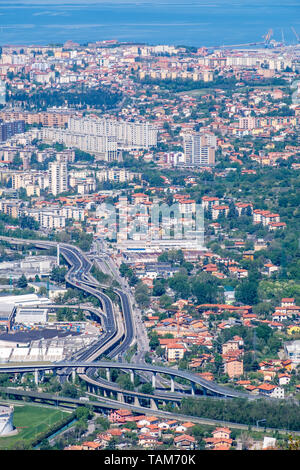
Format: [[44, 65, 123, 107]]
[[183, 132, 216, 166], [68, 116, 158, 150], [40, 127, 119, 162], [0, 120, 25, 142], [0, 80, 6, 105], [49, 161, 68, 196], [39, 116, 157, 160]]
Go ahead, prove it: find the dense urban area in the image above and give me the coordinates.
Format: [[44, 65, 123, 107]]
[[0, 36, 299, 452]]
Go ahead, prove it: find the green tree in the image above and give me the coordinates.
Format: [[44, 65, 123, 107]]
[[152, 279, 166, 296], [75, 406, 93, 421], [140, 383, 154, 394], [61, 382, 78, 398], [96, 416, 110, 431], [169, 272, 190, 299], [17, 274, 28, 289], [135, 282, 150, 308], [50, 266, 67, 284], [235, 280, 259, 305], [149, 331, 160, 350]]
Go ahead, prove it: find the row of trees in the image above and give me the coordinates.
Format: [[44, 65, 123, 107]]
[[10, 86, 122, 111], [54, 229, 93, 252], [177, 396, 300, 431]]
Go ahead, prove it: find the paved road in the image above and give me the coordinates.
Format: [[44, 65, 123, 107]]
[[0, 360, 256, 399], [0, 236, 265, 402]]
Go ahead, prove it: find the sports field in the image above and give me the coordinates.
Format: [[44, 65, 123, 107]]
[[0, 403, 69, 450]]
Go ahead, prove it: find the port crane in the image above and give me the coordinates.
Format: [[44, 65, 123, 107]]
[[262, 29, 273, 45], [215, 28, 281, 50], [291, 26, 300, 44]]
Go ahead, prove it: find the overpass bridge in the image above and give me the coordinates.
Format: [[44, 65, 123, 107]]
[[1, 386, 278, 434], [0, 236, 265, 406], [0, 360, 257, 400], [0, 236, 132, 362], [1, 386, 297, 438]]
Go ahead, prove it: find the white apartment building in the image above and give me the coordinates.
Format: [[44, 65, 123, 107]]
[[0, 80, 6, 105], [26, 204, 86, 229], [39, 211, 66, 229], [61, 206, 85, 221], [26, 185, 40, 197], [27, 208, 66, 230], [12, 170, 48, 193], [96, 168, 141, 183], [202, 196, 220, 210], [212, 205, 230, 220], [40, 127, 119, 161], [76, 180, 97, 195], [253, 209, 280, 226], [68, 116, 158, 150], [284, 340, 300, 365], [183, 133, 216, 166], [49, 161, 68, 196]]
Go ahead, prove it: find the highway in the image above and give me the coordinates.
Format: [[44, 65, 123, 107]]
[[51, 243, 133, 365], [0, 236, 267, 405], [3, 386, 295, 436], [0, 236, 132, 374], [0, 360, 258, 400]]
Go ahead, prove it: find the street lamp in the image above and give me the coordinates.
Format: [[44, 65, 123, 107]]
[[256, 418, 266, 429]]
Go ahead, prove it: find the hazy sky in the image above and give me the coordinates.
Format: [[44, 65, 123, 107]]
[[0, 0, 281, 3]]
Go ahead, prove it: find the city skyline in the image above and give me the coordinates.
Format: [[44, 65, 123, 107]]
[[0, 0, 299, 454]]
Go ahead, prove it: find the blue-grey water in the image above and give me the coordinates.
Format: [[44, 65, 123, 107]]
[[0, 1, 299, 47]]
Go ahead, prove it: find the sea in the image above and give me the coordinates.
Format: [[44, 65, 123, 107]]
[[0, 0, 299, 48]]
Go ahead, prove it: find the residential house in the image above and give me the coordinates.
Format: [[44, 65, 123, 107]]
[[224, 358, 244, 378], [174, 434, 196, 450], [258, 383, 285, 398]]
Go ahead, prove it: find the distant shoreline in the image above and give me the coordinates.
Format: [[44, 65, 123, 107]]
[[0, 1, 298, 48]]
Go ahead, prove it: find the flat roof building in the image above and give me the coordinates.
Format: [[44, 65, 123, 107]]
[[15, 308, 48, 325]]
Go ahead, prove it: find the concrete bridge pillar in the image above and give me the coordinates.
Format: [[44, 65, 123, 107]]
[[134, 396, 140, 407], [117, 392, 124, 403], [34, 369, 39, 385], [106, 368, 111, 382], [130, 369, 134, 384], [150, 398, 158, 410], [152, 372, 156, 389], [72, 368, 76, 383], [170, 377, 175, 393], [191, 383, 195, 396]]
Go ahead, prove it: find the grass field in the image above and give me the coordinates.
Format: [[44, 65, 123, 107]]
[[0, 404, 69, 450]]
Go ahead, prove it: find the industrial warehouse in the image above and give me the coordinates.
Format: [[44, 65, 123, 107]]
[[0, 325, 101, 363], [0, 291, 102, 363]]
